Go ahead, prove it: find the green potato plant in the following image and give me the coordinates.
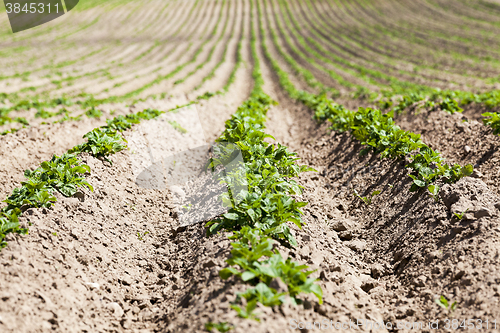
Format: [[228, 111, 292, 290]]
[[482, 112, 500, 135]]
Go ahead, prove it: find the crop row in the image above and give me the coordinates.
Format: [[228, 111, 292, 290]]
[[378, 88, 500, 134], [255, 0, 500, 136], [281, 0, 500, 96], [0, 104, 193, 249], [208, 91, 322, 325], [255, 0, 473, 194], [0, 0, 192, 85], [204, 3, 323, 329], [194, 0, 237, 91], [0, 0, 246, 134], [317, 0, 500, 82], [285, 0, 457, 91], [6, 0, 500, 139], [0, 1, 207, 108]]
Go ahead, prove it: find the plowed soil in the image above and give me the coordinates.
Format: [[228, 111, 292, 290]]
[[1, 0, 500, 332]]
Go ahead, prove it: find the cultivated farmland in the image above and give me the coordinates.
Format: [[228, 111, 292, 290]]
[[1, 0, 500, 332]]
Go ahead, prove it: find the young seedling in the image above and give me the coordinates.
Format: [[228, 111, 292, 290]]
[[435, 295, 457, 313], [427, 185, 440, 203], [353, 189, 381, 205], [168, 120, 188, 134], [125, 202, 136, 211], [181, 203, 193, 212], [454, 208, 469, 220], [137, 231, 149, 241], [204, 321, 233, 333]]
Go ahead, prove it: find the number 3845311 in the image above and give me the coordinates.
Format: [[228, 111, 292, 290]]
[[5, 3, 61, 14]]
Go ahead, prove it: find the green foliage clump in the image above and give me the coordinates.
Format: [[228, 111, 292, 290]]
[[353, 189, 381, 205], [482, 111, 500, 134], [103, 115, 141, 132], [1, 127, 23, 136], [207, 93, 311, 246], [0, 210, 27, 249], [85, 107, 103, 119], [70, 128, 127, 161], [4, 154, 92, 212], [24, 154, 93, 197], [197, 91, 218, 100], [220, 227, 323, 309], [0, 154, 92, 249], [168, 120, 187, 134]]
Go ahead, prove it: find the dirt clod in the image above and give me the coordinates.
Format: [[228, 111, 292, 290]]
[[107, 302, 124, 318]]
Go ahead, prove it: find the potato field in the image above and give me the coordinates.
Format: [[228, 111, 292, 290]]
[[1, 0, 500, 332]]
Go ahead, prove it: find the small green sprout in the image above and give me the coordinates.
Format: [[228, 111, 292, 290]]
[[353, 189, 381, 205], [181, 203, 193, 211], [205, 321, 233, 332], [125, 202, 136, 211], [137, 231, 149, 241], [435, 295, 457, 313], [168, 120, 188, 134], [454, 208, 469, 220]]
